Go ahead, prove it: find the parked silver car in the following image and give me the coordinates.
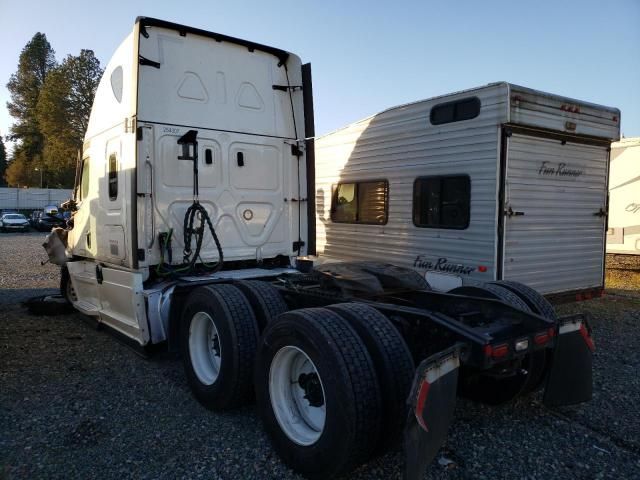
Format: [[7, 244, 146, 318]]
[[0, 213, 30, 232]]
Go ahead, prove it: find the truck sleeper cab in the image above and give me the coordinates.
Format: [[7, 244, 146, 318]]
[[48, 18, 597, 480]]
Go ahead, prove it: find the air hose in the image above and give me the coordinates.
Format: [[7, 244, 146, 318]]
[[155, 129, 224, 277]]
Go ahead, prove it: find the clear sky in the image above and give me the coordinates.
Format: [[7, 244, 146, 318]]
[[0, 0, 638, 152]]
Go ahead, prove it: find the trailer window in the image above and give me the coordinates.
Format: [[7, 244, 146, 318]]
[[430, 97, 481, 125], [108, 153, 118, 200], [413, 175, 470, 229], [331, 180, 388, 225], [80, 158, 90, 200]]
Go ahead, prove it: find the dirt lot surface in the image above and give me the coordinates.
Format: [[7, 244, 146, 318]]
[[1, 233, 639, 479]]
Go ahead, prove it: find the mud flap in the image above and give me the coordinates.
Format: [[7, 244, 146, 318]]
[[404, 345, 461, 480], [543, 314, 594, 407]]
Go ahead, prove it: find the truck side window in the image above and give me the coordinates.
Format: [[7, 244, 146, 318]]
[[430, 97, 481, 125], [80, 158, 90, 200], [413, 175, 470, 229], [331, 180, 388, 225], [108, 153, 118, 200]]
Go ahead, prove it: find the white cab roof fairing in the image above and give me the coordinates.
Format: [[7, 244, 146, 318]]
[[85, 33, 136, 142], [135, 17, 302, 140]]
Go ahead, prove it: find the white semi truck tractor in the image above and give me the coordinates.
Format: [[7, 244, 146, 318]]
[[45, 17, 596, 479]]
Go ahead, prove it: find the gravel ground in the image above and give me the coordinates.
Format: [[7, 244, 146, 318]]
[[1, 232, 640, 479]]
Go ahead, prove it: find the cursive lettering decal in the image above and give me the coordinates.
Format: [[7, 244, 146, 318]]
[[414, 256, 475, 275], [538, 161, 583, 178], [626, 203, 640, 214]]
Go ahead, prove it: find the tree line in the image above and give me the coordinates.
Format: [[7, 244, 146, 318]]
[[1, 33, 103, 188]]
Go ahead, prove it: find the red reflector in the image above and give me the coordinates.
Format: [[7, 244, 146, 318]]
[[613, 115, 618, 122], [491, 344, 509, 358], [534, 332, 550, 345], [478, 265, 487, 272], [415, 380, 431, 431], [483, 344, 493, 357], [579, 324, 595, 352]]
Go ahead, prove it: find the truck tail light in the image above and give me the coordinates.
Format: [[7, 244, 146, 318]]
[[484, 343, 509, 358]]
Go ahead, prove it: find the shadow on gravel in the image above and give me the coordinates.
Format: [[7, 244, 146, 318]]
[[0, 288, 58, 305]]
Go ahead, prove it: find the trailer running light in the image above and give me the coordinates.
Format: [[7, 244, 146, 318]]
[[515, 339, 529, 352], [478, 265, 487, 273], [484, 343, 509, 358]]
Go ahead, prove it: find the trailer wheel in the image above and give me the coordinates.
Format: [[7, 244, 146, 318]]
[[255, 308, 382, 478], [181, 284, 259, 410], [234, 280, 288, 330], [327, 302, 414, 455], [489, 280, 557, 320]]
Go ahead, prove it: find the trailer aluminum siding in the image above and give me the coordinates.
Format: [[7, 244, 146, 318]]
[[316, 82, 620, 295], [316, 84, 507, 286]]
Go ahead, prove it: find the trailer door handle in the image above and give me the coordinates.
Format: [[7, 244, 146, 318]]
[[506, 207, 525, 217]]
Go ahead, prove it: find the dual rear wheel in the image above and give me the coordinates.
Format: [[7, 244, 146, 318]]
[[451, 280, 557, 404], [180, 282, 414, 478]]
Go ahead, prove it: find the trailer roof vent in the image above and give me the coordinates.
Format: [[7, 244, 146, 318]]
[[430, 97, 480, 125]]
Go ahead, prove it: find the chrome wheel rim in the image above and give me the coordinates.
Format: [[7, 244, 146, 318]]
[[189, 312, 222, 385], [269, 346, 326, 446]]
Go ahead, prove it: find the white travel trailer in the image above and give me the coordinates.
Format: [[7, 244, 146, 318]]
[[607, 137, 640, 255], [46, 19, 598, 480], [315, 83, 621, 297]]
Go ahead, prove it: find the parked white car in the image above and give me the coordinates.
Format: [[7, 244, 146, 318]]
[[0, 213, 30, 232]]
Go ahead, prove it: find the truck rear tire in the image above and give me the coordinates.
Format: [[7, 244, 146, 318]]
[[254, 307, 382, 479], [490, 280, 557, 320], [449, 283, 531, 312], [327, 302, 414, 455], [60, 266, 77, 304], [452, 283, 547, 403], [490, 280, 557, 394], [180, 284, 259, 410], [234, 280, 288, 330]]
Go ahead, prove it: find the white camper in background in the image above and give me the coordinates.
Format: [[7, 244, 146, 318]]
[[607, 137, 640, 255], [315, 83, 621, 296]]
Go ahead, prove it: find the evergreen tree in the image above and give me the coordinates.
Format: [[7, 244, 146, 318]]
[[0, 136, 7, 186], [37, 49, 103, 187], [6, 33, 56, 164]]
